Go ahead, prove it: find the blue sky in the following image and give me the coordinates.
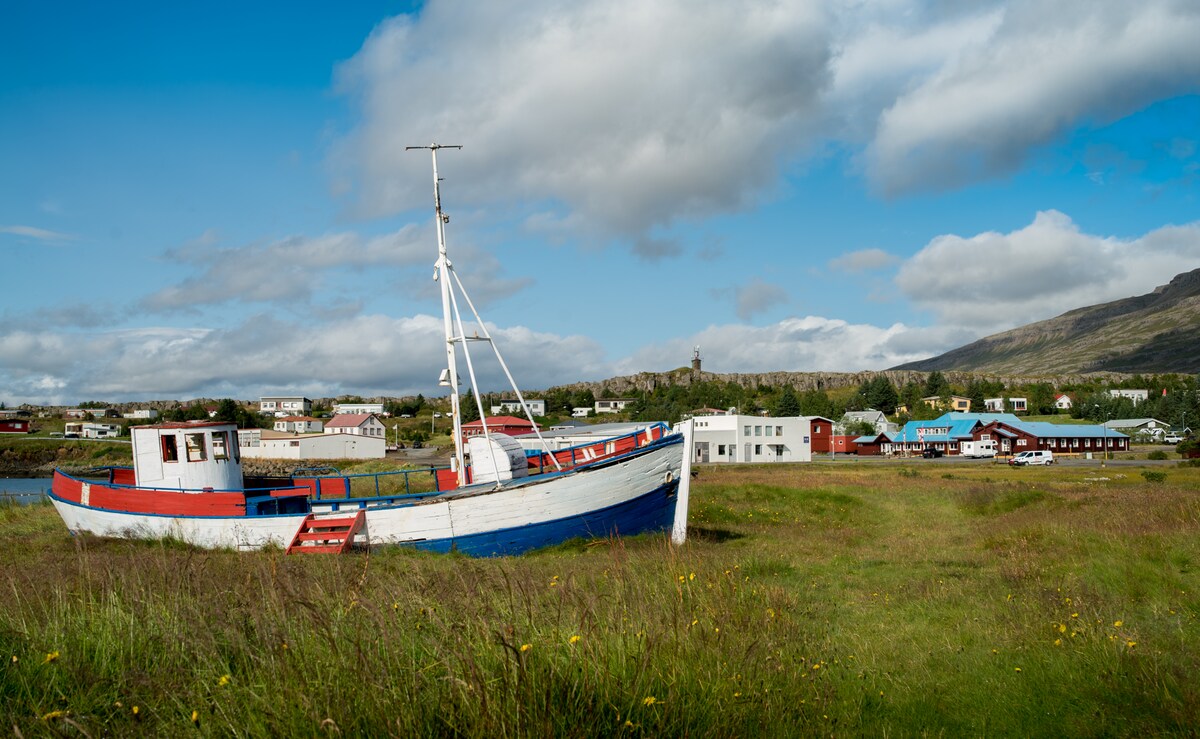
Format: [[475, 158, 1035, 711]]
[[3, 0, 1199, 405]]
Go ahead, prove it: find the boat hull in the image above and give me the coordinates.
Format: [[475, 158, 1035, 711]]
[[49, 433, 687, 555]]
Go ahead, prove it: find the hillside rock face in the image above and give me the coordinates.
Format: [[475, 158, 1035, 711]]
[[890, 268, 1200, 375]]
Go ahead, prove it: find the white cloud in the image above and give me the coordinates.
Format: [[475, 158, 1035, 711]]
[[1, 225, 73, 241], [828, 248, 900, 273], [866, 0, 1200, 193], [332, 0, 831, 236], [895, 210, 1200, 332], [0, 314, 608, 405], [616, 315, 945, 374]]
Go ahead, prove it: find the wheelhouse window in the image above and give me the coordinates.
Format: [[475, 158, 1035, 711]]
[[185, 432, 207, 462], [161, 434, 178, 462], [212, 431, 229, 461]]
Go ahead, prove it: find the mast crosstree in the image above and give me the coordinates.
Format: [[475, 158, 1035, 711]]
[[406, 144, 561, 486]]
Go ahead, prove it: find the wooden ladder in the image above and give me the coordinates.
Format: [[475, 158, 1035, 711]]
[[286, 510, 365, 555]]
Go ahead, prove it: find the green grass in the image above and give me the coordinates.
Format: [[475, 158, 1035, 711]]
[[1, 463, 1198, 736]]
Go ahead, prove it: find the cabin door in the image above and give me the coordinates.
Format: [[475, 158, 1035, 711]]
[[744, 443, 752, 462], [694, 442, 710, 463]]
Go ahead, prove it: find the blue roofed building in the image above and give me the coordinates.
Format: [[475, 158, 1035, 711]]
[[885, 412, 1128, 457]]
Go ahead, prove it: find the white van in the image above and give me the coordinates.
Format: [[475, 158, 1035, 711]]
[[1009, 450, 1053, 466], [961, 440, 997, 459]]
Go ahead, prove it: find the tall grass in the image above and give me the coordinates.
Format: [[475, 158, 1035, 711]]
[[2, 463, 1198, 736]]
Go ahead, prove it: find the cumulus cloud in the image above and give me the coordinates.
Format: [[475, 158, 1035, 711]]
[[0, 314, 609, 405], [895, 210, 1200, 332], [330, 0, 1200, 236], [615, 315, 949, 374], [866, 0, 1200, 193], [332, 0, 831, 236], [828, 248, 900, 273]]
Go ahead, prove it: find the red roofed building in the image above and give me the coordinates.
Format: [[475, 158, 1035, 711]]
[[323, 413, 386, 438], [460, 416, 536, 446]]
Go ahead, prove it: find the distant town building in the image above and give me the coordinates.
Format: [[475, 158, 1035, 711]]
[[64, 408, 117, 419], [238, 429, 385, 460], [684, 414, 824, 464], [64, 422, 122, 439], [984, 397, 1028, 413], [1054, 394, 1073, 410], [274, 416, 324, 434], [0, 418, 31, 434], [594, 399, 636, 414], [1108, 389, 1149, 404], [489, 399, 546, 417], [922, 395, 972, 413], [333, 402, 386, 416], [259, 396, 313, 417], [123, 409, 160, 420], [323, 413, 386, 438], [460, 416, 536, 446]]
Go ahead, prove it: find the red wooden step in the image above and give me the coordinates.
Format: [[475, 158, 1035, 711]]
[[286, 510, 365, 555]]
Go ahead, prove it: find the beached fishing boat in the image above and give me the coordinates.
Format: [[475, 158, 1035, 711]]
[[49, 144, 693, 555]]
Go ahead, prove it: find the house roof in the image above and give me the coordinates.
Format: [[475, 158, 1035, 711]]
[[325, 413, 380, 428], [1007, 421, 1127, 439], [940, 412, 1024, 425], [892, 418, 981, 443], [276, 416, 320, 422], [1102, 418, 1167, 429]]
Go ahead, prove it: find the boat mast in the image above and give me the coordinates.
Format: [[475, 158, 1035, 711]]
[[407, 143, 468, 484]]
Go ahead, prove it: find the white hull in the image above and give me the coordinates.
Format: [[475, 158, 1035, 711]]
[[51, 435, 688, 555]]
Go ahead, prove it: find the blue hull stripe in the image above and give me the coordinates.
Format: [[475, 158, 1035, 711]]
[[399, 479, 681, 557]]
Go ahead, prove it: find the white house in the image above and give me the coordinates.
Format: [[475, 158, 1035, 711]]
[[1054, 394, 1073, 410], [65, 422, 123, 439], [1108, 389, 1150, 404], [839, 409, 896, 435], [490, 399, 546, 417], [123, 409, 160, 420], [259, 396, 313, 417], [985, 397, 1028, 413], [274, 416, 324, 434], [238, 429, 385, 460], [323, 413, 386, 438], [684, 414, 813, 464], [594, 399, 636, 414], [333, 402, 386, 416]]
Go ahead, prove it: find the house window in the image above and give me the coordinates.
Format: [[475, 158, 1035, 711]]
[[744, 425, 751, 436], [161, 434, 179, 463], [776, 426, 784, 436], [754, 444, 762, 455], [765, 426, 773, 437], [813, 425, 820, 433], [185, 433, 207, 462], [718, 444, 726, 455], [213, 432, 229, 461], [981, 434, 990, 441], [1017, 439, 1027, 447], [755, 426, 762, 436]]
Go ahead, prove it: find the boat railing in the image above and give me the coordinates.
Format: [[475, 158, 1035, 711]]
[[525, 422, 674, 474], [291, 466, 443, 500]]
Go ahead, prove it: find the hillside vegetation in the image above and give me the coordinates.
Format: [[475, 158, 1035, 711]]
[[893, 268, 1200, 374]]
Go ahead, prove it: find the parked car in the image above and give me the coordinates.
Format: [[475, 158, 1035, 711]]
[[921, 447, 943, 458], [1009, 450, 1054, 466], [1163, 434, 1184, 444]]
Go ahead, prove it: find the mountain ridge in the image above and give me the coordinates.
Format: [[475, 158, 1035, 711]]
[[890, 268, 1200, 374]]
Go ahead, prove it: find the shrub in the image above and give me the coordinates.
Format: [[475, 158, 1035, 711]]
[[1141, 470, 1167, 484], [1147, 450, 1169, 460], [1177, 440, 1200, 458]]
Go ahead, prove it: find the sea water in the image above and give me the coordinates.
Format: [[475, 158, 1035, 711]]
[[0, 477, 50, 504]]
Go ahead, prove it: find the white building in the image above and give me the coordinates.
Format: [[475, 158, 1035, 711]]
[[984, 397, 1028, 413], [65, 422, 123, 439], [323, 413, 386, 438], [839, 409, 896, 435], [274, 416, 324, 434], [1054, 394, 1073, 410], [333, 402, 386, 416], [260, 396, 313, 417], [594, 399, 636, 414], [1109, 389, 1150, 404], [685, 414, 813, 464], [490, 399, 546, 417], [238, 429, 385, 460], [123, 409, 160, 420]]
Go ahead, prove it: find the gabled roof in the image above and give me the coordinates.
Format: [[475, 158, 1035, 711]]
[[939, 412, 1024, 425], [1103, 418, 1168, 429], [892, 418, 980, 443], [1005, 420, 1128, 439], [325, 413, 380, 428]]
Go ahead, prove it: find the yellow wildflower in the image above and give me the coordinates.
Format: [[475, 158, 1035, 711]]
[[689, 572, 696, 581], [1014, 667, 1022, 672], [43, 650, 59, 664], [1054, 638, 1062, 646], [1126, 640, 1137, 648], [520, 643, 532, 653], [569, 635, 581, 645], [192, 710, 200, 725], [643, 696, 657, 706], [41, 710, 66, 721], [218, 674, 231, 687], [1071, 612, 1078, 618], [1058, 623, 1067, 633], [132, 706, 140, 716], [1114, 620, 1123, 627]]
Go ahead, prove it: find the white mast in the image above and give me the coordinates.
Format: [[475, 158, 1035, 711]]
[[407, 143, 562, 487]]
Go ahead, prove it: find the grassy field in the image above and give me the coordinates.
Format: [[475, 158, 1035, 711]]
[[1, 462, 1197, 736]]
